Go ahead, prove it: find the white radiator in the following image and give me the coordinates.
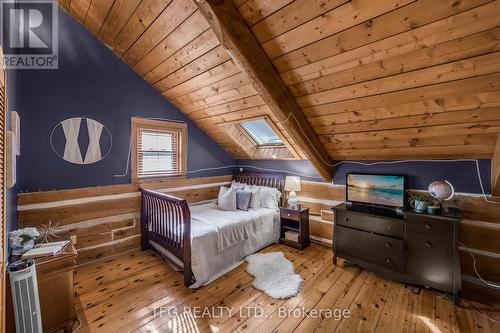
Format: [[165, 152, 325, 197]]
[[9, 260, 43, 333]]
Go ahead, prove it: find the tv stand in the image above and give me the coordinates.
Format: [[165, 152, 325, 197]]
[[332, 203, 461, 304]]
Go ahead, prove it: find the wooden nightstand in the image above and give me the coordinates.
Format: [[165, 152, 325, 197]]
[[279, 207, 310, 249]]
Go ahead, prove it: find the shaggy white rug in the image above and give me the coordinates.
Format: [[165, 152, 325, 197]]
[[245, 252, 303, 299]]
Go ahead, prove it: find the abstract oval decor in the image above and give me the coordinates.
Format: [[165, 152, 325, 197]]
[[50, 117, 112, 165]]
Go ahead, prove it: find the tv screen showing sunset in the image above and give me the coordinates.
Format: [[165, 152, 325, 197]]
[[347, 174, 405, 208]]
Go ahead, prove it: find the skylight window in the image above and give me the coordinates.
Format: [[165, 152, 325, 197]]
[[240, 119, 283, 146]]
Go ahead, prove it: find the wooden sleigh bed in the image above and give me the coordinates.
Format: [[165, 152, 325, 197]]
[[139, 171, 284, 287]]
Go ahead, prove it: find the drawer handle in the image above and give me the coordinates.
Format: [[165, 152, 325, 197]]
[[386, 258, 393, 264], [425, 224, 431, 230], [287, 213, 291, 217], [425, 241, 432, 248], [344, 217, 349, 222], [386, 242, 392, 248]]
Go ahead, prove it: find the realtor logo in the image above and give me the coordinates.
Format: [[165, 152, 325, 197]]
[[1, 0, 58, 69]]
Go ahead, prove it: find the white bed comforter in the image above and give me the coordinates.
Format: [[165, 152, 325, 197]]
[[188, 202, 280, 288]]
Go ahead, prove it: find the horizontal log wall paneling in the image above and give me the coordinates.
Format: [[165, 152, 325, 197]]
[[18, 175, 231, 265], [295, 180, 344, 244]]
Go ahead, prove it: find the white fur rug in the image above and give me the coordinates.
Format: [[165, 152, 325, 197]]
[[245, 252, 303, 299]]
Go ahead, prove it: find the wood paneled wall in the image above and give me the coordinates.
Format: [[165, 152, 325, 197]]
[[58, 0, 306, 160], [18, 176, 232, 265], [18, 174, 500, 303], [17, 175, 339, 265], [239, 0, 500, 160], [61, 0, 500, 162]]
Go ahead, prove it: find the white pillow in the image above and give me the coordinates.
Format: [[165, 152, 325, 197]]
[[231, 180, 246, 190], [260, 186, 281, 209], [244, 185, 261, 209], [217, 186, 237, 211]]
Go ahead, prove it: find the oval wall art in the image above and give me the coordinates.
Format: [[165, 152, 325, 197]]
[[50, 117, 112, 165]]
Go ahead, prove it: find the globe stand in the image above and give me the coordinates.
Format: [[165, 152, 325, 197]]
[[443, 204, 461, 218]]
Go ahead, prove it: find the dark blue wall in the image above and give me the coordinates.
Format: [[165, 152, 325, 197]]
[[236, 159, 492, 194], [1, 0, 20, 249], [236, 160, 324, 181], [5, 68, 19, 238], [17, 8, 234, 192]]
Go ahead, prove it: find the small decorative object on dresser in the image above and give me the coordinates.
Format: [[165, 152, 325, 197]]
[[279, 207, 309, 249], [9, 227, 39, 255], [284, 176, 301, 209], [409, 196, 428, 212], [428, 179, 456, 214]]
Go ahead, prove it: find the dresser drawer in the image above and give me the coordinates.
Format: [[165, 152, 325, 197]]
[[406, 231, 455, 291], [406, 214, 454, 237], [336, 226, 404, 272], [281, 209, 300, 221], [336, 210, 404, 238]]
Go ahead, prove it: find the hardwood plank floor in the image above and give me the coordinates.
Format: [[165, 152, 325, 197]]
[[73, 244, 499, 333]]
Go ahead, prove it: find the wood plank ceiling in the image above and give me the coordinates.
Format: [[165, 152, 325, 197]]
[[60, 0, 500, 162]]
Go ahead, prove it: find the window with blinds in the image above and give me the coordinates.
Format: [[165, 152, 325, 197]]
[[132, 118, 186, 180]]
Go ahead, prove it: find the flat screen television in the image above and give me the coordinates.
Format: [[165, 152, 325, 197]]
[[346, 173, 405, 209]]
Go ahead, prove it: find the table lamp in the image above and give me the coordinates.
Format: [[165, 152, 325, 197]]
[[285, 176, 301, 209]]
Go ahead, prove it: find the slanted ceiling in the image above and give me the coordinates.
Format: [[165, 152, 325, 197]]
[[60, 0, 500, 165]]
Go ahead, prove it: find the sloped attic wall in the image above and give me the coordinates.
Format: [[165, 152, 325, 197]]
[[16, 8, 235, 192]]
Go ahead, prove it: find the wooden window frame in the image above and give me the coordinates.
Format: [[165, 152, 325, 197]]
[[239, 120, 283, 147], [220, 116, 300, 160], [131, 117, 187, 182]]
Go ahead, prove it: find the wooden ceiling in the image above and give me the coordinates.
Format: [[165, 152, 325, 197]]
[[59, 0, 500, 168]]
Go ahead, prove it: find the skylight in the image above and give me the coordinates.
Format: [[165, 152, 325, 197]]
[[240, 119, 283, 146]]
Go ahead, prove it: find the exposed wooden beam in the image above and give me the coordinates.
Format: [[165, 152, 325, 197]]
[[194, 0, 333, 181], [492, 130, 500, 196]]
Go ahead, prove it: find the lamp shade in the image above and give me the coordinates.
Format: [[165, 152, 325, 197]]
[[284, 176, 301, 192]]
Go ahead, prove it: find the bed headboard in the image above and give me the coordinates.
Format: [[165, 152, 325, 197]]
[[232, 170, 285, 206]]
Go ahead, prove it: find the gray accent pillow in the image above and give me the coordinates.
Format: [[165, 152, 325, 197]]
[[235, 189, 252, 211], [244, 185, 261, 209]]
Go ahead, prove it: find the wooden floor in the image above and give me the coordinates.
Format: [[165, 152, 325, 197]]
[[73, 243, 499, 333]]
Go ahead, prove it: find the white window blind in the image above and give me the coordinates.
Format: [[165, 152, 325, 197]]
[[137, 128, 182, 177]]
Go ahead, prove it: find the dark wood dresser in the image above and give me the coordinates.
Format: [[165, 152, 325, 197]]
[[333, 203, 461, 303], [6, 233, 78, 332]]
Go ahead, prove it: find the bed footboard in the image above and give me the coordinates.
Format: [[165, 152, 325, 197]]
[[139, 189, 194, 287]]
